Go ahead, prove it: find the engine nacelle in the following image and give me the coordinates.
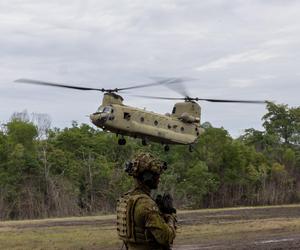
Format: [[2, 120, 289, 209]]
[[171, 101, 201, 124], [180, 112, 200, 123], [102, 93, 124, 106]]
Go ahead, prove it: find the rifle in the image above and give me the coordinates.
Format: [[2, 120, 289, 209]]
[[155, 193, 176, 214]]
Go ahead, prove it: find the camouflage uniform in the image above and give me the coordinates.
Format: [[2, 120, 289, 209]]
[[117, 153, 176, 250]]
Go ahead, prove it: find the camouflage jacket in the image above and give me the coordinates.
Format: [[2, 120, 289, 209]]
[[117, 184, 176, 250]]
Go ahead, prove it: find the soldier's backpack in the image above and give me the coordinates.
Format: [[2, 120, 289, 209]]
[[116, 193, 149, 243]]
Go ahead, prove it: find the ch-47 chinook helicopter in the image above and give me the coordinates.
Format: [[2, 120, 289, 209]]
[[15, 78, 266, 151]]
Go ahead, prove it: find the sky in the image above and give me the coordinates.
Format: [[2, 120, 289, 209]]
[[0, 0, 299, 137]]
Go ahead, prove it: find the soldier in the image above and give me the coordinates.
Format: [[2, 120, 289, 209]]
[[117, 152, 177, 250]]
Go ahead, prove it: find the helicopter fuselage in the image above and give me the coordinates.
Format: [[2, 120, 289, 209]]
[[90, 93, 202, 145]]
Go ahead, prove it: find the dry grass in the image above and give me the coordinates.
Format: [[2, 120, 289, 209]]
[[1, 204, 300, 249], [176, 217, 300, 244], [178, 203, 300, 214], [0, 214, 115, 226], [0, 224, 118, 250], [0, 214, 118, 250]]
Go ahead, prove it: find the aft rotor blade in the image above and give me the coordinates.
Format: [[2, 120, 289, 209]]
[[195, 98, 266, 104], [132, 95, 266, 104], [148, 77, 193, 97], [15, 79, 106, 92], [118, 77, 187, 91], [132, 95, 185, 100]]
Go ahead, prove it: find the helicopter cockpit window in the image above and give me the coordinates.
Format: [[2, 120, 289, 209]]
[[103, 106, 112, 113], [97, 106, 104, 113]]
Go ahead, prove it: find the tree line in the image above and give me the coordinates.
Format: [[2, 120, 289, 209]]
[[0, 102, 299, 220]]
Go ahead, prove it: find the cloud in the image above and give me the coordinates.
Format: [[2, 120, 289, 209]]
[[228, 74, 276, 88], [1, 0, 300, 137], [262, 38, 294, 47], [228, 79, 256, 88], [195, 49, 280, 72]]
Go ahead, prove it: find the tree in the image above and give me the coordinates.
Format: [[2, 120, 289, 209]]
[[181, 161, 218, 208], [263, 102, 300, 145], [240, 128, 279, 152]]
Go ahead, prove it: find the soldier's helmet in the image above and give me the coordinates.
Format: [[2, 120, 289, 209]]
[[125, 152, 167, 177]]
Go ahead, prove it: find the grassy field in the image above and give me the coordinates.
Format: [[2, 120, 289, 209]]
[[1, 204, 300, 249], [0, 215, 118, 250]]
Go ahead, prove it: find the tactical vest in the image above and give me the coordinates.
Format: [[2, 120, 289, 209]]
[[117, 193, 153, 244]]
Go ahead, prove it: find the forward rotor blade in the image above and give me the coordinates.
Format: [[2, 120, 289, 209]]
[[15, 79, 105, 92], [15, 77, 187, 93], [118, 77, 187, 91]]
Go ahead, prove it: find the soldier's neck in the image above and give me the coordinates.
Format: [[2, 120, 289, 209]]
[[134, 180, 152, 195]]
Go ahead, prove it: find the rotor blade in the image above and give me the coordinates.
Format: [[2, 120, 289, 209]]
[[15, 78, 188, 93], [118, 77, 187, 91], [195, 98, 266, 104], [15, 78, 105, 92], [148, 77, 193, 97], [131, 95, 185, 100], [132, 95, 266, 104]]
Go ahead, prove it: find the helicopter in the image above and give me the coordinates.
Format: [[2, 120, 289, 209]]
[[15, 78, 266, 151]]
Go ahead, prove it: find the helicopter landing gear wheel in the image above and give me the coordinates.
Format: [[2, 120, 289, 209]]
[[118, 138, 126, 145], [164, 145, 170, 152], [142, 139, 147, 146]]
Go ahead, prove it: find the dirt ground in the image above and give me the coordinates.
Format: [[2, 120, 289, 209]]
[[173, 205, 300, 249], [1, 205, 300, 249]]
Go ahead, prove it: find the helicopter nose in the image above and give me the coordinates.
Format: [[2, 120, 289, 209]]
[[90, 112, 109, 126]]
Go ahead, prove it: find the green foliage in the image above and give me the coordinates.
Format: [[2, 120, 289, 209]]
[[263, 102, 300, 145], [181, 161, 218, 207], [283, 148, 296, 168], [6, 118, 38, 150]]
